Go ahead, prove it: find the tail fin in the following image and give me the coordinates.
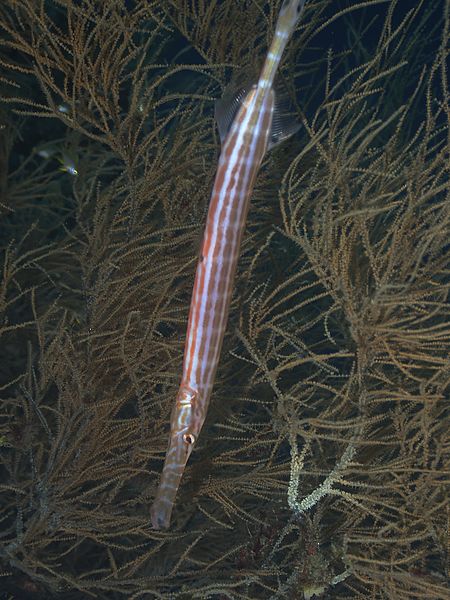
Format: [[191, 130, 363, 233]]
[[258, 0, 307, 89]]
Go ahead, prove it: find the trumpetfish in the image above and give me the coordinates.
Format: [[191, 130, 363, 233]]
[[151, 0, 306, 529]]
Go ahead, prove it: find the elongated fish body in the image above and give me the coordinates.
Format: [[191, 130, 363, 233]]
[[151, 0, 306, 530]]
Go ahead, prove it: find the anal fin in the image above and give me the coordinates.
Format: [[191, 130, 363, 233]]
[[214, 84, 254, 145]]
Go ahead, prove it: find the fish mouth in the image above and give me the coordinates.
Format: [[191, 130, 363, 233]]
[[150, 496, 173, 530], [150, 435, 192, 529]]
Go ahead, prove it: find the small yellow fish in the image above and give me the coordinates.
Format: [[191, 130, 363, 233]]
[[36, 145, 78, 176], [57, 151, 78, 176]]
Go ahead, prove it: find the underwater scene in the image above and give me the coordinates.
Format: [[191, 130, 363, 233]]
[[0, 0, 449, 598]]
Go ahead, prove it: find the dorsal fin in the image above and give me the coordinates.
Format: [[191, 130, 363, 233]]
[[214, 84, 253, 145], [269, 91, 301, 150], [214, 83, 301, 149]]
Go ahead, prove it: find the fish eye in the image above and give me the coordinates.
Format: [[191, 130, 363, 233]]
[[183, 433, 195, 445]]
